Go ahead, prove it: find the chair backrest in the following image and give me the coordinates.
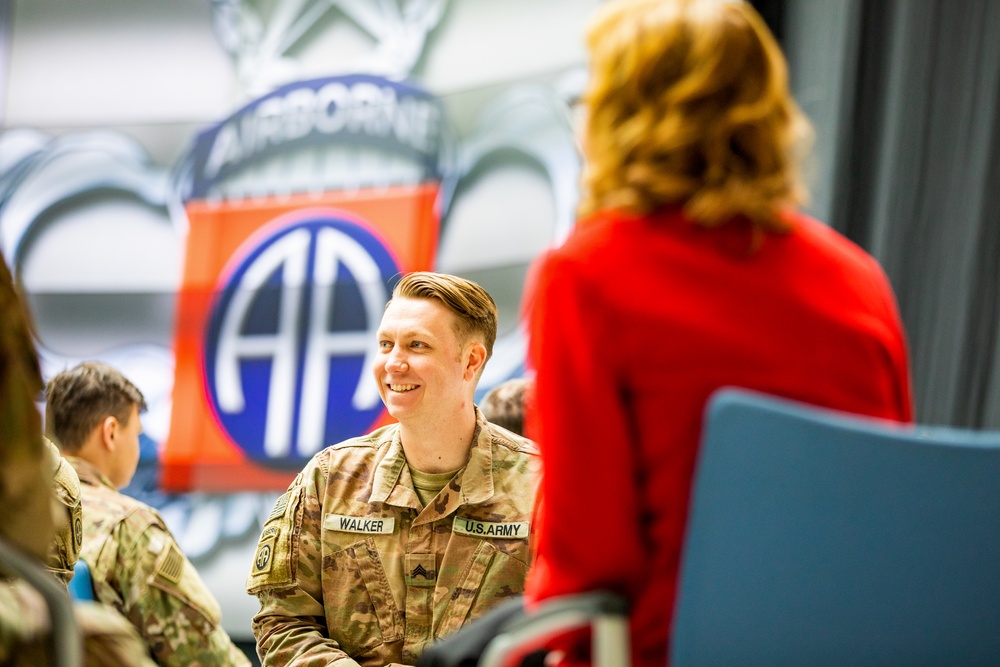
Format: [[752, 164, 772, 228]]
[[0, 534, 83, 667], [671, 388, 1000, 667], [68, 559, 96, 602]]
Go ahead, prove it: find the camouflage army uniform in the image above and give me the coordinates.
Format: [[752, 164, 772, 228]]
[[0, 579, 157, 666], [248, 408, 541, 667], [67, 457, 250, 667], [44, 438, 84, 586]]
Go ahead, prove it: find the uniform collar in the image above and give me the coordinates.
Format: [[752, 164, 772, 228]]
[[370, 428, 409, 506], [460, 407, 496, 506], [370, 407, 495, 520], [66, 456, 117, 491]]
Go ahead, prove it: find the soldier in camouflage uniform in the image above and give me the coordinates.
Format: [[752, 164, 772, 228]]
[[480, 377, 534, 438], [44, 436, 84, 586], [0, 255, 155, 666], [45, 361, 250, 667], [0, 580, 159, 667], [248, 272, 542, 667], [1, 437, 157, 667]]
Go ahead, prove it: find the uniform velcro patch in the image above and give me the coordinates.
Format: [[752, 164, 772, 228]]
[[405, 553, 437, 587], [73, 515, 83, 549], [267, 492, 290, 522], [453, 517, 529, 539], [324, 514, 395, 534], [253, 535, 276, 574], [157, 543, 184, 584]]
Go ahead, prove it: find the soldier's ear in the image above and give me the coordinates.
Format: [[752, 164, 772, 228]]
[[100, 415, 118, 450], [463, 341, 487, 381]]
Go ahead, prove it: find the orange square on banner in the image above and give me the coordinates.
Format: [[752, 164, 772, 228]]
[[162, 183, 440, 491]]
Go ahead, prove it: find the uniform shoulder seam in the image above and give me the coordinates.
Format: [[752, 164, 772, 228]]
[[489, 427, 540, 456], [329, 425, 394, 452]]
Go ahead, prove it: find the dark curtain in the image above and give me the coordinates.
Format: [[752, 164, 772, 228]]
[[750, 0, 785, 43], [831, 0, 1000, 427]]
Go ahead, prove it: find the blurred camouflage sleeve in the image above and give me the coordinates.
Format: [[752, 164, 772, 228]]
[[0, 580, 47, 662], [44, 438, 83, 586], [74, 600, 159, 667], [0, 580, 157, 667], [248, 461, 360, 666], [115, 521, 250, 667]]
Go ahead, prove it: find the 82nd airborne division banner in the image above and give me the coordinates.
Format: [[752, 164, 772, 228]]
[[164, 75, 444, 491]]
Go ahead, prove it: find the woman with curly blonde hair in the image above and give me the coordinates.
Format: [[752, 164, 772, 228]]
[[523, 1, 914, 664], [580, 0, 810, 231]]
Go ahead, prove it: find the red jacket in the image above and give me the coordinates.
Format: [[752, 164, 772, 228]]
[[523, 207, 913, 666]]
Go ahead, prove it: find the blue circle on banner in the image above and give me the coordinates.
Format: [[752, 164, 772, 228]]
[[204, 213, 400, 468]]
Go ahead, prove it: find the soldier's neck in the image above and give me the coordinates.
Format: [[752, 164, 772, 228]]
[[399, 408, 475, 474]]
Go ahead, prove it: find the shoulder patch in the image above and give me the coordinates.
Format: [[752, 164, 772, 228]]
[[267, 492, 290, 522], [252, 526, 280, 577], [73, 513, 83, 549], [157, 543, 184, 584], [247, 486, 304, 593]]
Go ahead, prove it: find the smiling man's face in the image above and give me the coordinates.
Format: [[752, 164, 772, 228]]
[[372, 296, 478, 427]]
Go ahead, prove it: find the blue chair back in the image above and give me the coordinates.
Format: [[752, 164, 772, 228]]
[[68, 558, 96, 602], [671, 388, 1000, 667]]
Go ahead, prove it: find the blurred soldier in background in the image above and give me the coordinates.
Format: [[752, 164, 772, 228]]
[[0, 255, 155, 666], [45, 361, 250, 667], [44, 436, 84, 586], [479, 377, 534, 438]]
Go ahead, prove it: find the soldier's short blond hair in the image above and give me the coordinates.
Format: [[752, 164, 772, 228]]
[[45, 362, 147, 452], [390, 272, 498, 361]]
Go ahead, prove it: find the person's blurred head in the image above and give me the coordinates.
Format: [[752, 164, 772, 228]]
[[46, 361, 147, 489], [579, 0, 811, 230], [0, 255, 56, 559], [480, 377, 535, 437]]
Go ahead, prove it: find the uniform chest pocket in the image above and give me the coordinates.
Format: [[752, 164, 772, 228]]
[[437, 540, 530, 637], [321, 538, 402, 654]]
